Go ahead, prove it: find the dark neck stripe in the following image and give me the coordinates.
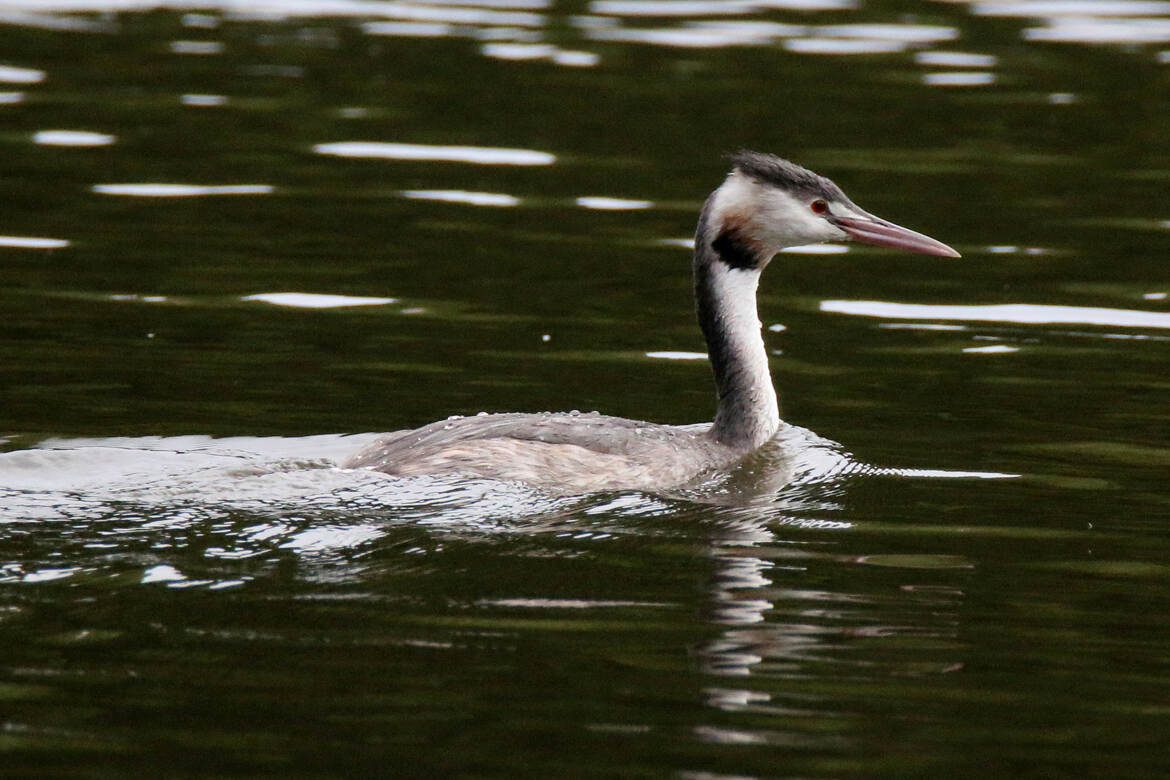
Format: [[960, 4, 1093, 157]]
[[692, 260, 731, 400], [693, 247, 774, 448], [711, 228, 761, 271]]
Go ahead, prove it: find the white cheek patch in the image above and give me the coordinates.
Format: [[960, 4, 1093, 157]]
[[709, 171, 760, 234], [753, 191, 826, 250], [710, 170, 851, 253]]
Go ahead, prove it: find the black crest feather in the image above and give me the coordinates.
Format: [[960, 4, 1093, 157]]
[[727, 150, 850, 205]]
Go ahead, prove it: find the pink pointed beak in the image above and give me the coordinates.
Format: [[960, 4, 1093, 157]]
[[829, 211, 960, 258]]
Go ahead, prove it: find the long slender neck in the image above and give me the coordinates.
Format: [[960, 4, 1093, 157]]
[[693, 200, 780, 451]]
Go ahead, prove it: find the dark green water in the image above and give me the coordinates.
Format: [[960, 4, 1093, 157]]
[[2, 2, 1170, 777]]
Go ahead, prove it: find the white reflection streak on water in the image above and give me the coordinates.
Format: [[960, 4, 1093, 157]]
[[0, 0, 549, 16], [0, 64, 44, 83], [756, 0, 858, 8], [962, 344, 1020, 354], [405, 0, 550, 7], [0, 10, 112, 31], [33, 129, 116, 146], [181, 12, 219, 27], [550, 49, 600, 65], [0, 235, 69, 249], [923, 71, 996, 85], [366, 4, 546, 26], [480, 42, 601, 64], [646, 350, 707, 359], [683, 19, 808, 39], [972, 0, 1170, 16], [915, 50, 998, 66], [477, 597, 672, 608], [589, 0, 758, 15], [313, 141, 555, 165], [783, 37, 907, 53], [481, 41, 553, 58], [880, 322, 969, 331], [585, 26, 774, 46], [823, 300, 1170, 329], [812, 22, 959, 41], [169, 39, 224, 54], [109, 293, 167, 302], [181, 93, 228, 106], [92, 183, 273, 197], [400, 189, 520, 206], [242, 292, 399, 308], [590, 0, 855, 11], [576, 196, 653, 209], [1023, 16, 1170, 41], [363, 20, 456, 37]]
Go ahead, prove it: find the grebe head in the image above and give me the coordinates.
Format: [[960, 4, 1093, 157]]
[[706, 151, 961, 264]]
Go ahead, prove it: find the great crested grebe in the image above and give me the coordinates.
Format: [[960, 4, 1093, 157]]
[[343, 151, 959, 494]]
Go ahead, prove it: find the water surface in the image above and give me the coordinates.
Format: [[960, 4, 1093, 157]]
[[2, 1, 1170, 776]]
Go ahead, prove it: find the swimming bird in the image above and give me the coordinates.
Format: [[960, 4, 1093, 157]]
[[343, 151, 959, 494]]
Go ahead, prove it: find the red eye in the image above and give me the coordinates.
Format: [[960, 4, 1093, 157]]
[[810, 199, 829, 215]]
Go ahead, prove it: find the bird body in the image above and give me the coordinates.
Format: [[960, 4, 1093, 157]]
[[343, 152, 959, 494], [345, 412, 727, 494]]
